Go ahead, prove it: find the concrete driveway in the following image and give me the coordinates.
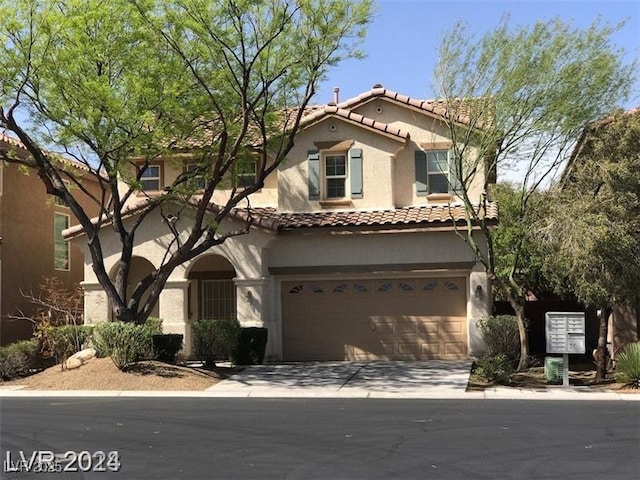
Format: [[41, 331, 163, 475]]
[[207, 360, 473, 398]]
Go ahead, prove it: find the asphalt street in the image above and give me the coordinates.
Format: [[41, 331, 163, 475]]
[[1, 398, 638, 480]]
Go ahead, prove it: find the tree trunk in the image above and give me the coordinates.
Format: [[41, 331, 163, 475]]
[[507, 294, 530, 371], [595, 306, 612, 383]]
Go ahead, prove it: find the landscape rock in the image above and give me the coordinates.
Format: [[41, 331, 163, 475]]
[[65, 348, 97, 370]]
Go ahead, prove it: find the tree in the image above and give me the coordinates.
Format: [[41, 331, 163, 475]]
[[433, 16, 636, 370], [539, 110, 640, 382], [0, 0, 372, 324]]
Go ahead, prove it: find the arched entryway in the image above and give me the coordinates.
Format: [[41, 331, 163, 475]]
[[186, 254, 237, 321], [108, 256, 159, 320]]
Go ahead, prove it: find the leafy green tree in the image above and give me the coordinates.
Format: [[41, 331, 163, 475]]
[[433, 16, 636, 370], [539, 110, 640, 382], [0, 0, 372, 324]]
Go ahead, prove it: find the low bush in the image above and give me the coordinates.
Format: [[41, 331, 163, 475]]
[[478, 315, 522, 363], [474, 353, 514, 384], [615, 342, 640, 388], [151, 334, 183, 363], [233, 327, 268, 365], [92, 322, 150, 370], [193, 318, 241, 367], [0, 339, 41, 380], [42, 325, 93, 367]]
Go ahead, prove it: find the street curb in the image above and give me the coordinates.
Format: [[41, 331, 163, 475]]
[[1, 388, 638, 400]]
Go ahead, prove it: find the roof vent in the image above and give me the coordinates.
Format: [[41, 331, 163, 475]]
[[333, 87, 340, 104]]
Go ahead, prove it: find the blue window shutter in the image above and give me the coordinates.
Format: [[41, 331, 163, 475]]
[[449, 149, 463, 193], [349, 148, 363, 199], [307, 150, 320, 200], [414, 150, 428, 196]]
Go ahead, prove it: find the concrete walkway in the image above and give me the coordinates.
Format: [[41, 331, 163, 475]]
[[1, 361, 638, 400]]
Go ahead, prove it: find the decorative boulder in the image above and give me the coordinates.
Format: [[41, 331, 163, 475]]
[[65, 348, 97, 370]]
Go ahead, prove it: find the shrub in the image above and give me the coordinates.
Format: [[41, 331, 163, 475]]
[[92, 322, 150, 370], [478, 315, 522, 363], [144, 317, 163, 336], [193, 319, 241, 367], [152, 334, 183, 363], [474, 353, 514, 384], [232, 327, 268, 365], [0, 339, 41, 380], [43, 325, 93, 367], [615, 342, 640, 388]]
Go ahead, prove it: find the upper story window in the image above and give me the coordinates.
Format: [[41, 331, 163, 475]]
[[414, 149, 461, 196], [186, 163, 206, 190], [54, 212, 70, 271], [235, 160, 257, 189], [307, 147, 363, 201], [139, 164, 162, 191], [324, 154, 347, 198], [54, 180, 70, 207]]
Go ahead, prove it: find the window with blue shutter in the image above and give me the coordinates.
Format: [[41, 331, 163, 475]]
[[349, 148, 363, 199], [415, 149, 461, 195]]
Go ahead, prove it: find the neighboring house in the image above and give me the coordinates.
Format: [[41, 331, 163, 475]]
[[67, 85, 498, 361], [0, 134, 102, 345]]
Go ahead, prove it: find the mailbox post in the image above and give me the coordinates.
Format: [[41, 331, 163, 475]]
[[545, 312, 586, 387]]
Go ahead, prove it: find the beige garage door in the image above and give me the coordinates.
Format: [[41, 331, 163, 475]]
[[282, 277, 467, 361]]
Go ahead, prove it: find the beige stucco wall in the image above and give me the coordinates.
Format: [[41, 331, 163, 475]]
[[278, 119, 402, 212], [354, 99, 487, 207]]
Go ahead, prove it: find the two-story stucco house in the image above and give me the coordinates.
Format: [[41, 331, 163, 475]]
[[69, 85, 497, 361], [0, 134, 102, 345]]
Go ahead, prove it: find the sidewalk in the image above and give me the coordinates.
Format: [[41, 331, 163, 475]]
[[1, 360, 638, 400]]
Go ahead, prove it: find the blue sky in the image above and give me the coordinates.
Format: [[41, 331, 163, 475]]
[[316, 0, 640, 108]]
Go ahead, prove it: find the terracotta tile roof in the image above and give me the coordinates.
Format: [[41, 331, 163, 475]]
[[335, 85, 490, 129], [229, 203, 498, 232], [299, 105, 410, 141], [0, 132, 95, 173]]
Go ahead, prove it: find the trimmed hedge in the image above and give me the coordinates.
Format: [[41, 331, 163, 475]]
[[233, 327, 268, 365], [152, 334, 183, 363], [193, 318, 241, 367]]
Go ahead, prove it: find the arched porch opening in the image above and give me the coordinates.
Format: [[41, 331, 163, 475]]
[[108, 256, 159, 320], [186, 254, 237, 321]]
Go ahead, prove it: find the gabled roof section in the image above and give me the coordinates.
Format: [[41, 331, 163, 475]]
[[335, 84, 489, 129], [298, 105, 410, 142]]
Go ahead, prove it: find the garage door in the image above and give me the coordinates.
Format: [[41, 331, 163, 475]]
[[281, 277, 467, 361]]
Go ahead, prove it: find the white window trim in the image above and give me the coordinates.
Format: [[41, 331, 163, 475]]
[[323, 152, 348, 199], [140, 164, 162, 191]]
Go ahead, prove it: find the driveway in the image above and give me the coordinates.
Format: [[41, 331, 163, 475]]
[[207, 360, 473, 398]]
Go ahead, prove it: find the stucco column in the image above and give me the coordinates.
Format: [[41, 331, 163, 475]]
[[234, 277, 276, 358], [468, 264, 492, 356], [81, 282, 110, 325], [159, 280, 191, 357]]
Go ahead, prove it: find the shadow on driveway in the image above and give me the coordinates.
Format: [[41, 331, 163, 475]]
[[207, 361, 472, 398]]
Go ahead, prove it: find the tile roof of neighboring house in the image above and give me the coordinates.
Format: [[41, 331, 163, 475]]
[[0, 132, 95, 173], [228, 203, 498, 232]]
